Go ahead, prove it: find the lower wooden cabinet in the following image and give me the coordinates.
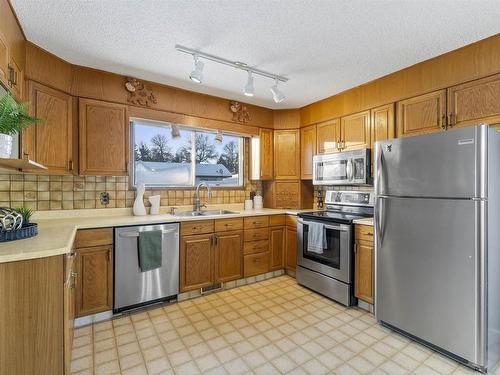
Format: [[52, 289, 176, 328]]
[[180, 233, 214, 292], [354, 224, 374, 304], [76, 245, 113, 317], [269, 226, 285, 271], [244, 252, 269, 277], [285, 216, 298, 272], [64, 252, 76, 375], [215, 231, 243, 283]]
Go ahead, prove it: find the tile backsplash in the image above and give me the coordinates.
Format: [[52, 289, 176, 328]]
[[0, 173, 262, 211]]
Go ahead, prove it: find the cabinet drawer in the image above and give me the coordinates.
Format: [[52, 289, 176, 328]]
[[244, 227, 269, 242], [244, 240, 269, 255], [75, 228, 113, 248], [286, 215, 297, 228], [215, 218, 243, 232], [181, 220, 214, 236], [244, 216, 269, 229], [355, 224, 374, 242], [244, 252, 269, 277], [269, 215, 285, 227]]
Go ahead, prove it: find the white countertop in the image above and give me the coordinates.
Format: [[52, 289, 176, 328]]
[[0, 207, 317, 264], [353, 217, 374, 226]]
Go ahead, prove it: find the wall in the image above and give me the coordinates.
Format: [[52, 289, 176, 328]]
[[300, 33, 500, 126], [0, 141, 262, 210]]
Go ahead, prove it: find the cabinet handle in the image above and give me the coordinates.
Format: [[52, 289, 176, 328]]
[[225, 223, 233, 227], [354, 243, 357, 254], [68, 160, 73, 171], [69, 284, 76, 289], [449, 113, 455, 127], [210, 236, 213, 246], [441, 114, 447, 130], [71, 271, 77, 278], [214, 235, 218, 245]]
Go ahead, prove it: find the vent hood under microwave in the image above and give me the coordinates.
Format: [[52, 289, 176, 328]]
[[313, 149, 372, 186]]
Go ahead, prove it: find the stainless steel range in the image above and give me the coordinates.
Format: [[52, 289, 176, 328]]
[[297, 190, 374, 306]]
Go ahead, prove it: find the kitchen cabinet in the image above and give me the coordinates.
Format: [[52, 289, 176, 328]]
[[74, 228, 113, 317], [285, 215, 297, 272], [262, 180, 314, 209], [274, 129, 300, 179], [300, 125, 316, 179], [370, 103, 395, 174], [79, 98, 128, 176], [24, 81, 73, 174], [354, 224, 374, 304], [64, 252, 76, 375], [397, 90, 447, 137], [180, 233, 214, 292], [243, 216, 270, 277], [251, 128, 274, 180], [447, 74, 500, 129], [340, 110, 371, 151], [316, 118, 340, 154], [215, 231, 243, 283], [0, 256, 65, 375], [0, 30, 8, 87], [269, 225, 285, 271]]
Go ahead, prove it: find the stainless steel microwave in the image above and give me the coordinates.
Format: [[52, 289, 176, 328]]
[[313, 149, 372, 186]]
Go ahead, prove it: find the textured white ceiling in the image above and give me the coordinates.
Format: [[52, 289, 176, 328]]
[[11, 0, 500, 109]]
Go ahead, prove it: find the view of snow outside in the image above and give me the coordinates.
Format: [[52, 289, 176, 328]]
[[132, 120, 243, 187]]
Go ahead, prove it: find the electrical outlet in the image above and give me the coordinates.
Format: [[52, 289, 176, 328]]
[[100, 192, 110, 206]]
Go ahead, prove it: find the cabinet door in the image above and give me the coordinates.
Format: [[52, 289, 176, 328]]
[[180, 234, 213, 292], [79, 98, 128, 175], [259, 128, 274, 180], [285, 227, 297, 272], [397, 90, 446, 137], [300, 125, 316, 180], [269, 226, 285, 271], [28, 81, 73, 173], [316, 118, 340, 154], [215, 231, 243, 283], [64, 253, 76, 375], [340, 110, 371, 151], [354, 240, 374, 304], [370, 103, 395, 175], [0, 30, 8, 86], [274, 130, 300, 179], [76, 245, 113, 317], [448, 74, 500, 128]]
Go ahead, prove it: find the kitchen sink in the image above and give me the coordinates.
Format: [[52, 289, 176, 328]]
[[174, 209, 238, 217]]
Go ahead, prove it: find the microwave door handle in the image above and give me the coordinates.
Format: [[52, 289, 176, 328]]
[[346, 158, 353, 181]]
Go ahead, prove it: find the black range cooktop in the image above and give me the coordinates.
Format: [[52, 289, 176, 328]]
[[298, 210, 372, 224]]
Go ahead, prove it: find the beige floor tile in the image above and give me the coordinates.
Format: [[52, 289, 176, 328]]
[[94, 359, 120, 375]]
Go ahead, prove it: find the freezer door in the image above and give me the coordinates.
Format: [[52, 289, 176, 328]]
[[375, 125, 487, 198], [375, 197, 484, 366]]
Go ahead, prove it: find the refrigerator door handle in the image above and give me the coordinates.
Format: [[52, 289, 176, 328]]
[[375, 196, 386, 247]]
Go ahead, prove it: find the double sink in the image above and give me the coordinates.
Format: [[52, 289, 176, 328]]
[[173, 209, 239, 217]]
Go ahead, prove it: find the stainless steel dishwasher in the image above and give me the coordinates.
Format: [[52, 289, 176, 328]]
[[114, 223, 179, 312]]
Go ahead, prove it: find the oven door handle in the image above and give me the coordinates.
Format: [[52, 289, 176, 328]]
[[297, 218, 349, 232]]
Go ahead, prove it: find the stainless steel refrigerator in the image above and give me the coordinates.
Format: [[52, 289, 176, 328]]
[[375, 124, 500, 372]]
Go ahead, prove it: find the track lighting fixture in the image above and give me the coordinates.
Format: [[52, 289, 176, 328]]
[[270, 79, 286, 103], [171, 124, 181, 139], [176, 44, 288, 103], [243, 71, 254, 97], [189, 55, 204, 83], [214, 130, 223, 144]]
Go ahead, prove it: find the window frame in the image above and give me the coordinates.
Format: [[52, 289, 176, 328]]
[[130, 118, 245, 189]]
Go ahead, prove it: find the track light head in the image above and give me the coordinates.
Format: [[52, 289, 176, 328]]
[[189, 55, 204, 83], [270, 79, 286, 103], [214, 130, 223, 144], [243, 71, 254, 97], [171, 124, 181, 139]]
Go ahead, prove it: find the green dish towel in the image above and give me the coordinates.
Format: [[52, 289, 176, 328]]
[[138, 230, 163, 272]]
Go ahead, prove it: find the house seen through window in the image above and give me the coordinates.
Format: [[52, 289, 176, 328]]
[[131, 119, 244, 188]]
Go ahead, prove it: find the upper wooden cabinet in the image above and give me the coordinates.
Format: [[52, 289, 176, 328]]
[[316, 118, 340, 154], [251, 128, 273, 180], [397, 90, 446, 137], [0, 30, 8, 87], [300, 125, 316, 180], [274, 129, 300, 179], [447, 74, 500, 128], [370, 103, 395, 173], [340, 110, 371, 151], [79, 98, 129, 176], [215, 231, 243, 283], [25, 81, 73, 174]]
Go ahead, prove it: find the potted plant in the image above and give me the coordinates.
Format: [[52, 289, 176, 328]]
[[0, 93, 41, 158]]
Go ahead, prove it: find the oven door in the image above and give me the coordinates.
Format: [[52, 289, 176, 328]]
[[297, 218, 352, 283]]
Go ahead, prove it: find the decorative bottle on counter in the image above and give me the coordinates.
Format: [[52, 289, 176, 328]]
[[133, 182, 147, 216]]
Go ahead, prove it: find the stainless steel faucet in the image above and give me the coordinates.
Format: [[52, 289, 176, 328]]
[[194, 182, 212, 212]]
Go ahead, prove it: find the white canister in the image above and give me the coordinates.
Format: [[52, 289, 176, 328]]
[[149, 195, 161, 215], [253, 195, 263, 210], [0, 134, 13, 158], [244, 199, 253, 210]]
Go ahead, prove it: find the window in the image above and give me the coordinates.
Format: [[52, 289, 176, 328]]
[[131, 119, 244, 188]]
